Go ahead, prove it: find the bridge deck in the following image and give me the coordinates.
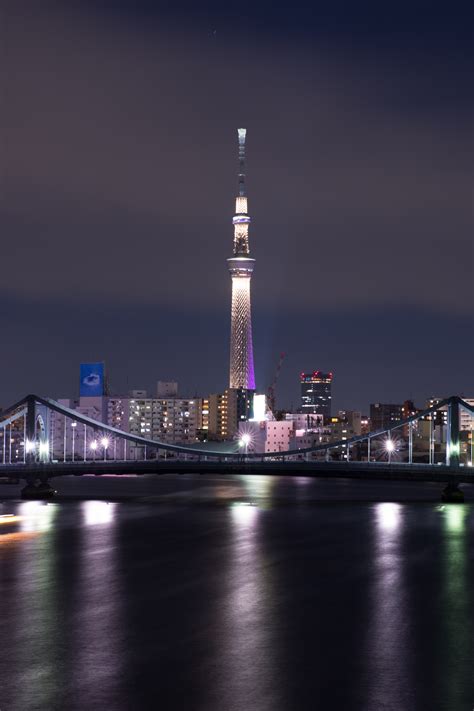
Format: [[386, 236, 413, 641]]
[[0, 460, 472, 484]]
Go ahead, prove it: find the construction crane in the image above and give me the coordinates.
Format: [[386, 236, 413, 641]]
[[267, 352, 286, 415]]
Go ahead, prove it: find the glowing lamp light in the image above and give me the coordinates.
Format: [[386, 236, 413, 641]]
[[25, 440, 35, 453], [39, 441, 49, 456], [101, 437, 109, 449], [448, 442, 460, 456], [240, 434, 251, 446], [90, 440, 98, 451], [385, 439, 395, 453]]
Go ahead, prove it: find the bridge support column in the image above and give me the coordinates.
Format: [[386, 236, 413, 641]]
[[446, 398, 460, 467], [21, 474, 56, 500], [442, 482, 464, 503], [408, 423, 413, 464], [25, 395, 36, 464]]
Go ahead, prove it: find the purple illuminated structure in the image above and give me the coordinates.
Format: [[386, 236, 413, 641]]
[[228, 128, 256, 391]]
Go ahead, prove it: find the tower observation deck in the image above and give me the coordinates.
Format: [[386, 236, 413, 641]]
[[228, 128, 256, 391]]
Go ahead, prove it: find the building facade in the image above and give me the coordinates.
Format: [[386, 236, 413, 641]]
[[128, 397, 201, 445], [50, 394, 203, 459], [369, 403, 403, 431], [238, 419, 294, 454], [208, 390, 239, 441], [299, 371, 333, 419]]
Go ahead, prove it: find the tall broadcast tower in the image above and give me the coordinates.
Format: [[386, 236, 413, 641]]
[[228, 128, 256, 393]]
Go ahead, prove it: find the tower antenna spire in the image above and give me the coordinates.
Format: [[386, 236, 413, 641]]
[[238, 127, 247, 197]]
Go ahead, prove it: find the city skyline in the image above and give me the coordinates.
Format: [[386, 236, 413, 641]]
[[1, 5, 472, 710], [0, 1, 472, 412]]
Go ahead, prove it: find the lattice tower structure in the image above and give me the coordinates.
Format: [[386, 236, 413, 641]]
[[228, 128, 256, 391]]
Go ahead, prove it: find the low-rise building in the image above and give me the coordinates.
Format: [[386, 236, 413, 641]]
[[337, 410, 362, 436], [285, 412, 324, 431], [238, 419, 294, 454]]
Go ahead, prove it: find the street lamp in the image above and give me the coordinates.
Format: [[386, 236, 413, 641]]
[[101, 437, 109, 461], [90, 440, 98, 461], [385, 438, 395, 464], [39, 440, 49, 460], [71, 421, 77, 462], [240, 433, 251, 455]]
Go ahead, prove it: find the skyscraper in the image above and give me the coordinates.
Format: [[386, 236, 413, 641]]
[[228, 128, 256, 392], [300, 371, 333, 419]]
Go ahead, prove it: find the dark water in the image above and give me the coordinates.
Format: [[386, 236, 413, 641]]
[[1, 475, 474, 711]]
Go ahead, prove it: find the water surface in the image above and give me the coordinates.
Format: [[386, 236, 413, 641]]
[[0, 475, 473, 710]]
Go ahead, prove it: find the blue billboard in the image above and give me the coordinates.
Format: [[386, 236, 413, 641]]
[[80, 362, 105, 397]]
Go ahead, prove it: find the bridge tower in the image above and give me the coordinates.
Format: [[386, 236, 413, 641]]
[[228, 128, 256, 395], [446, 396, 460, 467], [25, 395, 36, 465]]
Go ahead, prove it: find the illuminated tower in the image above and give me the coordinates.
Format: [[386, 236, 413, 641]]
[[228, 128, 256, 391]]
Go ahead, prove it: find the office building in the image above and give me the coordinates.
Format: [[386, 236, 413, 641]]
[[299, 371, 333, 419], [369, 403, 403, 431]]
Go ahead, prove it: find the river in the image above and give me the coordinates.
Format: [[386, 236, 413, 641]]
[[0, 474, 473, 710]]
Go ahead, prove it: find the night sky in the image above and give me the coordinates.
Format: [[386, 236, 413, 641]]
[[1, 1, 472, 412]]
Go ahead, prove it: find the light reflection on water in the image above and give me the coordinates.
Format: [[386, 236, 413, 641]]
[[72, 501, 125, 710], [209, 499, 281, 711], [82, 499, 115, 526], [13, 502, 59, 711], [239, 475, 274, 501], [19, 501, 57, 532], [230, 501, 259, 526], [366, 502, 414, 710], [440, 505, 471, 710]]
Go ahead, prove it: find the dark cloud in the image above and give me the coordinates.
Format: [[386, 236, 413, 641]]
[[0, 291, 471, 412], [0, 1, 472, 409]]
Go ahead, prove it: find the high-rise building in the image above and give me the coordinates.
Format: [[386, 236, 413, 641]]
[[299, 371, 333, 419], [50, 393, 202, 459], [197, 397, 210, 439], [208, 389, 240, 441], [370, 403, 403, 430], [128, 397, 200, 445], [228, 128, 255, 393]]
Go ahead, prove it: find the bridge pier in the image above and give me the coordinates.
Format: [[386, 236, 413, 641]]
[[441, 482, 464, 504], [21, 473, 56, 500]]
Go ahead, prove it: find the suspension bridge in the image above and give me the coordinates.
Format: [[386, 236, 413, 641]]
[[0, 394, 472, 501]]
